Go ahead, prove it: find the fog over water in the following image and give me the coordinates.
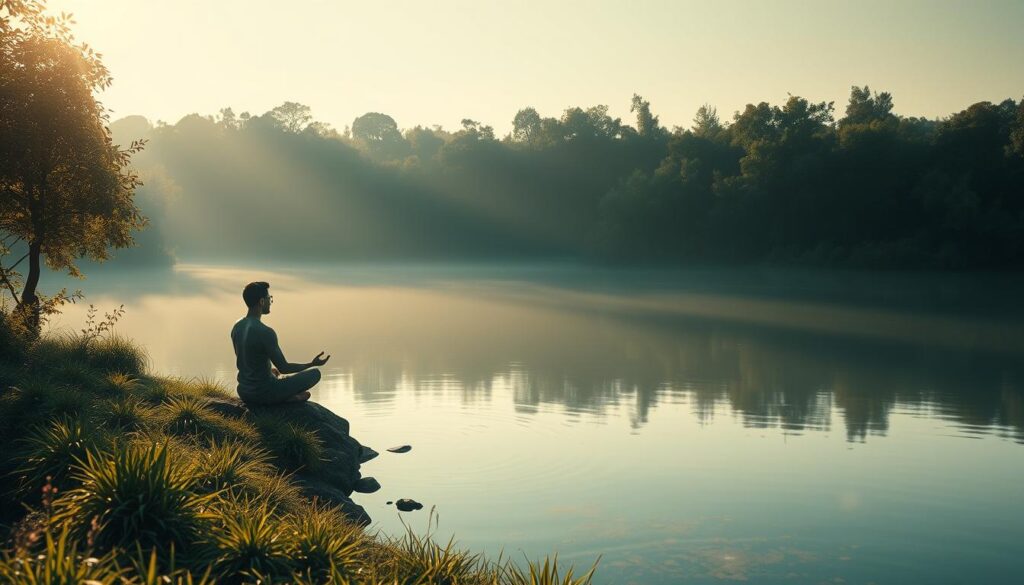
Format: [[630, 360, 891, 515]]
[[48, 264, 1024, 584]]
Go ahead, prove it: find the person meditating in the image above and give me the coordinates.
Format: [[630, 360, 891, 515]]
[[231, 281, 330, 404]]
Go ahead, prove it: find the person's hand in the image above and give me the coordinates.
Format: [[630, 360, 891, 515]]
[[311, 351, 330, 367]]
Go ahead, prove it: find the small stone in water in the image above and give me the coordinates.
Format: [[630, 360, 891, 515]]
[[353, 476, 381, 493], [395, 498, 423, 512], [386, 501, 393, 505], [387, 445, 412, 453]]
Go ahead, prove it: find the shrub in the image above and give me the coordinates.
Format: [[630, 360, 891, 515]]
[[51, 442, 215, 557]]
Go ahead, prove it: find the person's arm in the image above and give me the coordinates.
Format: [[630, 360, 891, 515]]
[[266, 329, 330, 374]]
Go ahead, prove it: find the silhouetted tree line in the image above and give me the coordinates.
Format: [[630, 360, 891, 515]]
[[112, 87, 1024, 268]]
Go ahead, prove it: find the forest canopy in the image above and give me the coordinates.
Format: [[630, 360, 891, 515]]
[[114, 87, 1024, 269]]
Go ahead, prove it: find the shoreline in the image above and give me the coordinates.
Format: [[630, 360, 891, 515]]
[[0, 327, 596, 583]]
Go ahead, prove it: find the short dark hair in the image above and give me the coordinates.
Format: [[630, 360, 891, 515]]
[[242, 281, 270, 308]]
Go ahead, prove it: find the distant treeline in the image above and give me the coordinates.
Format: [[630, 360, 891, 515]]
[[112, 87, 1024, 268]]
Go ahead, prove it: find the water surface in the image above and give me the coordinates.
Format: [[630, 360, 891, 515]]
[[50, 264, 1024, 584]]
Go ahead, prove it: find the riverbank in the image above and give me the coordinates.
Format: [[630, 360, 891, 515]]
[[0, 325, 595, 584]]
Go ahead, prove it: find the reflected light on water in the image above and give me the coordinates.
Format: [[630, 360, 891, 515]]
[[45, 264, 1024, 584]]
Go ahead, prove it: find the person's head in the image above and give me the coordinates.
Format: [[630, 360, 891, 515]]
[[242, 281, 272, 314]]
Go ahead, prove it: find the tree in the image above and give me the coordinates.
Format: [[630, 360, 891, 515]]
[[218, 107, 239, 130], [1013, 98, 1024, 157], [458, 119, 495, 141], [841, 85, 895, 127], [512, 107, 542, 143], [0, 1, 145, 332], [270, 101, 313, 133], [631, 94, 660, 137], [406, 126, 445, 163], [691, 104, 722, 137], [351, 112, 410, 160], [560, 105, 622, 140], [351, 112, 402, 143]]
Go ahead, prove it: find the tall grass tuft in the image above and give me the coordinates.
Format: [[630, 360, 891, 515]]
[[94, 395, 153, 432], [151, 377, 211, 402], [504, 556, 598, 585], [387, 526, 483, 585], [286, 503, 368, 581], [26, 332, 147, 378], [242, 471, 305, 513], [51, 442, 215, 557], [16, 416, 102, 496], [208, 501, 291, 582], [0, 382, 40, 434], [87, 334, 148, 376], [157, 396, 212, 437], [0, 361, 21, 388], [0, 311, 27, 365], [193, 440, 272, 495], [155, 396, 257, 443], [51, 361, 102, 394], [253, 416, 325, 472], [191, 377, 230, 399], [41, 386, 92, 419], [127, 548, 217, 585], [139, 379, 172, 404], [0, 527, 125, 585], [26, 334, 90, 370], [102, 372, 144, 397], [1, 377, 90, 428]]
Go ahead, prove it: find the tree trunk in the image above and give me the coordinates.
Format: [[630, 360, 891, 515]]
[[20, 240, 42, 335]]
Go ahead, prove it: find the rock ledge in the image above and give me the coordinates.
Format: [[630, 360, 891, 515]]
[[205, 396, 372, 525]]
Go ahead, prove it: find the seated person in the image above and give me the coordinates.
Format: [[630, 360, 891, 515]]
[[231, 281, 330, 405]]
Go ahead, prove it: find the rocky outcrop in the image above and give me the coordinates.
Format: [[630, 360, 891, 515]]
[[204, 396, 373, 526]]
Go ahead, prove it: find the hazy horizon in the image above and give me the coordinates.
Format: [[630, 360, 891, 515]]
[[50, 0, 1024, 133]]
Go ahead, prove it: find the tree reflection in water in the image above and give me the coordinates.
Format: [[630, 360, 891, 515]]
[[53, 265, 1024, 444]]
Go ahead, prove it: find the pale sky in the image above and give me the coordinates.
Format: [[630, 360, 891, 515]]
[[50, 0, 1024, 134]]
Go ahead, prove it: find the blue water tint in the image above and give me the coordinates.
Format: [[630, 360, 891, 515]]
[[50, 264, 1024, 584]]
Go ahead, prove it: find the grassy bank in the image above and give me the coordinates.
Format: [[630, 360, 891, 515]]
[[0, 322, 597, 584]]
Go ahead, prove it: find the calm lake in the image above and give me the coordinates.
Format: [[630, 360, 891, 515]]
[[49, 263, 1024, 584]]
